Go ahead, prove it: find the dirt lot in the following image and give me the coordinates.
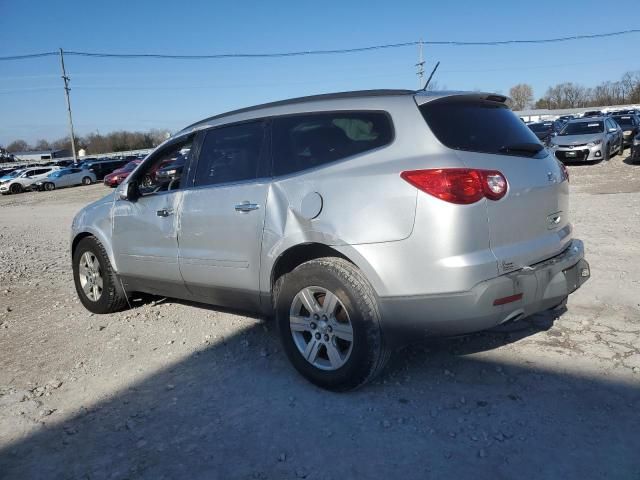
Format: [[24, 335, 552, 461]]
[[1, 153, 639, 479]]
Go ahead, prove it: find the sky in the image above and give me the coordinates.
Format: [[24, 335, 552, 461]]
[[0, 0, 638, 145]]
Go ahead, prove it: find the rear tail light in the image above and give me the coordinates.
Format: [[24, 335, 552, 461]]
[[400, 168, 508, 204]]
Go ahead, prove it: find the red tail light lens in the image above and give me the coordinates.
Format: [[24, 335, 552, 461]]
[[400, 168, 508, 204]]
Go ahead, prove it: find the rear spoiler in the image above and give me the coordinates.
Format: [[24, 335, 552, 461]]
[[414, 91, 509, 106]]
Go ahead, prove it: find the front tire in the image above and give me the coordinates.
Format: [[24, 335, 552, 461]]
[[274, 257, 389, 391], [9, 183, 23, 194], [44, 182, 55, 191], [603, 143, 610, 161], [73, 236, 128, 314], [82, 176, 92, 185]]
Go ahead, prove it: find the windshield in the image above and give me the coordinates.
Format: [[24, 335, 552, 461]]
[[7, 170, 23, 178], [122, 161, 139, 171], [560, 121, 604, 136], [613, 116, 636, 127], [528, 123, 552, 133]]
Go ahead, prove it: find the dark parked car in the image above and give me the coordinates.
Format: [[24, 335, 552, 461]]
[[154, 156, 186, 185], [631, 132, 640, 162], [527, 121, 561, 145], [583, 110, 603, 118], [82, 159, 128, 180], [611, 115, 640, 149]]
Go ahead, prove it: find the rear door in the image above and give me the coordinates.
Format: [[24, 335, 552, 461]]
[[178, 120, 269, 310], [418, 94, 571, 274]]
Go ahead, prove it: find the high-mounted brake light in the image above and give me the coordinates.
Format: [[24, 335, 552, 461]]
[[400, 168, 508, 204]]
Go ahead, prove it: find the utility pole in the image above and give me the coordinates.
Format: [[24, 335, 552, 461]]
[[59, 48, 77, 163], [415, 38, 425, 90]]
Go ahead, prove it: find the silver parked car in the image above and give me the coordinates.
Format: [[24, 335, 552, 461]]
[[0, 166, 60, 194], [35, 167, 97, 191], [550, 116, 623, 162], [70, 90, 590, 391]]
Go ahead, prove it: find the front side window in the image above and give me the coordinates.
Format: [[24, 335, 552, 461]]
[[134, 137, 193, 196], [194, 121, 265, 187], [272, 111, 393, 176]]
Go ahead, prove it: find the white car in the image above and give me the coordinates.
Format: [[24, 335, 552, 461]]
[[35, 167, 97, 191], [0, 166, 60, 194]]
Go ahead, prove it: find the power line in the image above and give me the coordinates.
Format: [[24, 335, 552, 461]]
[[1, 29, 638, 61]]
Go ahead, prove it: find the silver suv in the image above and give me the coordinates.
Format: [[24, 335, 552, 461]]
[[71, 90, 590, 391]]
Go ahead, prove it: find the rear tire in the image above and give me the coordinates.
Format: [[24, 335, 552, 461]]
[[82, 176, 92, 185], [274, 257, 389, 391], [9, 183, 23, 194], [73, 236, 128, 314]]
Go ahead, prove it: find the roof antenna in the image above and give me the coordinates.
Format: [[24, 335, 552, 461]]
[[421, 61, 440, 91]]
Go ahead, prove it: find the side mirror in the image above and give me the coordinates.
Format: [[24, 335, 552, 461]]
[[118, 181, 139, 202]]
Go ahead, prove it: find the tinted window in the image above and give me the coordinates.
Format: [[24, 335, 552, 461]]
[[194, 121, 265, 187], [419, 98, 543, 157], [528, 123, 551, 133], [560, 121, 604, 136], [272, 111, 393, 176], [613, 116, 635, 127]]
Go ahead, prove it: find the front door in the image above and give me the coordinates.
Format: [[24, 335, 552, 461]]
[[112, 136, 194, 298], [178, 121, 269, 310]]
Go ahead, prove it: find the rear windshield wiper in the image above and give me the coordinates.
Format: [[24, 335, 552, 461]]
[[498, 143, 544, 156]]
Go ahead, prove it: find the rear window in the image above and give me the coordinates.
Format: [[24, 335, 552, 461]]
[[528, 123, 551, 133], [272, 111, 393, 176], [419, 98, 543, 157], [613, 116, 636, 127]]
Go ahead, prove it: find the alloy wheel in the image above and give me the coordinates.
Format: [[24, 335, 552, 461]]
[[289, 286, 354, 371], [78, 251, 103, 301]]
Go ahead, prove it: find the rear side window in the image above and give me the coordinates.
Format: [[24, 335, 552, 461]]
[[272, 111, 393, 176], [194, 121, 266, 187], [419, 98, 544, 157]]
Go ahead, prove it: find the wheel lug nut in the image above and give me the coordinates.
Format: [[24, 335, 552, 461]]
[[327, 326, 333, 332], [313, 314, 319, 320], [315, 332, 321, 340], [322, 315, 328, 321], [310, 322, 317, 330], [324, 334, 329, 341]]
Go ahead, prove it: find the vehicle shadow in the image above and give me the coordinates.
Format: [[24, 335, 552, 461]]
[[1, 309, 638, 480], [623, 155, 639, 166]]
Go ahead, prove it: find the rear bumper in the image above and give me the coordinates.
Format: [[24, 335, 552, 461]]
[[378, 239, 589, 343]]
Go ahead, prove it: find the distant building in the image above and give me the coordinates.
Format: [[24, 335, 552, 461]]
[[11, 149, 71, 161]]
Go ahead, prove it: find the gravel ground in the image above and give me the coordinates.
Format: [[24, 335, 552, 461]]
[[0, 152, 639, 479]]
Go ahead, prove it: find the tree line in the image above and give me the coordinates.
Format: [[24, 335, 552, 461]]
[[3, 129, 170, 155], [510, 71, 640, 111]]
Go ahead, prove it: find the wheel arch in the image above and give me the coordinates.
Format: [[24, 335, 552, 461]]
[[71, 228, 117, 272], [267, 241, 384, 306]]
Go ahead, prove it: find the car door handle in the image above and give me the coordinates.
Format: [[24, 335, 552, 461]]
[[235, 201, 260, 213], [156, 208, 174, 217]]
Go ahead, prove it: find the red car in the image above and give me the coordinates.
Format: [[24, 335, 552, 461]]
[[103, 160, 141, 187]]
